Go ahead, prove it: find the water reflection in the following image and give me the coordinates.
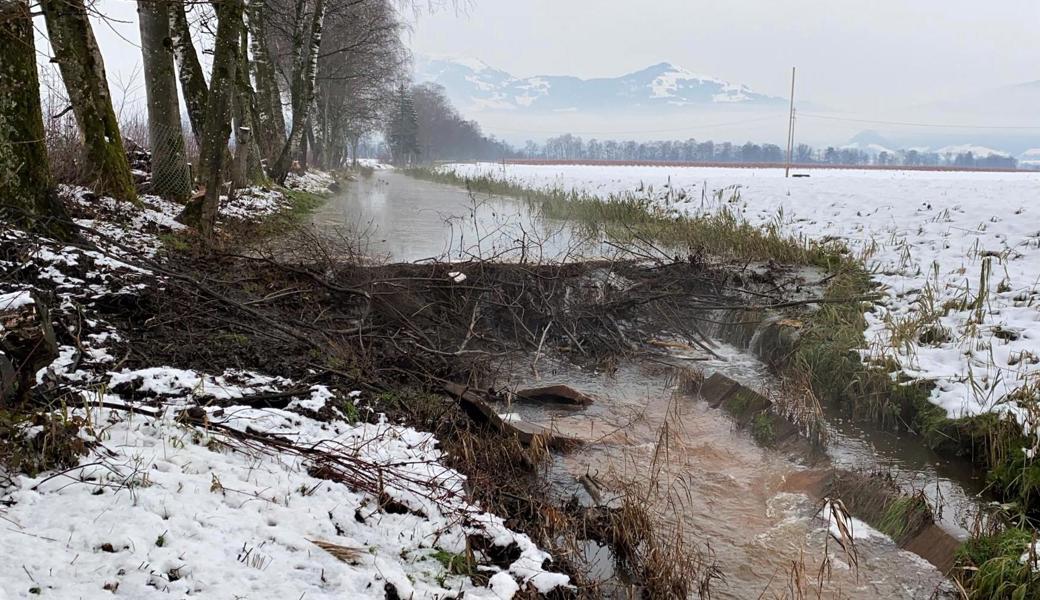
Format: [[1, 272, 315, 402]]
[[307, 170, 603, 262]]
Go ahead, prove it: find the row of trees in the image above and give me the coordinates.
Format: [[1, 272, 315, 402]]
[[1, 0, 411, 240], [386, 83, 512, 165], [515, 135, 1020, 169]]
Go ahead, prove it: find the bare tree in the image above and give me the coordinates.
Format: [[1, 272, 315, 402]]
[[169, 0, 209, 145], [180, 0, 244, 238], [0, 0, 71, 236], [138, 0, 192, 201], [311, 0, 406, 168], [231, 21, 265, 186], [269, 0, 327, 183], [248, 0, 287, 164], [40, 0, 138, 203]]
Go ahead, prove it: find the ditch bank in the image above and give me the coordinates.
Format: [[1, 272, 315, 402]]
[[406, 166, 1040, 598]]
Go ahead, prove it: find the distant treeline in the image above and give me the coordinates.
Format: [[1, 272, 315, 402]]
[[514, 134, 1019, 169], [381, 94, 1020, 169], [385, 83, 513, 164]]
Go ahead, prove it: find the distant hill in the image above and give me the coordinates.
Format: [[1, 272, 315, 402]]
[[414, 56, 787, 114]]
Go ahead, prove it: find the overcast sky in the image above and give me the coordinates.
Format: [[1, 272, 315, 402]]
[[410, 0, 1040, 111], [85, 0, 1039, 112], [73, 0, 1040, 146]]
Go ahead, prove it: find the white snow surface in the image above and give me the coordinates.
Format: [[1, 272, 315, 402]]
[[356, 158, 393, 170], [284, 169, 337, 195], [0, 290, 34, 310], [443, 163, 1040, 431], [0, 398, 565, 599], [935, 144, 1010, 158], [0, 179, 568, 599]]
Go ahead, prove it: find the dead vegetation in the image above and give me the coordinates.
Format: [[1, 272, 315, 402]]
[[0, 189, 883, 598]]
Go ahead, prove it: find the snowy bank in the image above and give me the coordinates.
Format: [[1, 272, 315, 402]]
[[0, 182, 568, 599], [442, 163, 1040, 430]]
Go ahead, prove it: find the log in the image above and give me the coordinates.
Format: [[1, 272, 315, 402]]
[[515, 384, 594, 407], [442, 382, 583, 451]]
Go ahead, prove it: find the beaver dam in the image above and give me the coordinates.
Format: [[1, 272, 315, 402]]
[[292, 170, 992, 597], [1, 171, 1007, 599]]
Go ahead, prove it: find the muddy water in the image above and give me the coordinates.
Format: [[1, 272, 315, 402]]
[[312, 173, 972, 598], [703, 341, 984, 540], [307, 171, 603, 262], [500, 358, 956, 599]]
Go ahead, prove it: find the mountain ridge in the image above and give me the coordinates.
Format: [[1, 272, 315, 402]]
[[414, 55, 787, 114]]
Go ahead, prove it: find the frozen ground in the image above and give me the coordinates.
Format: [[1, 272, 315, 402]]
[[444, 163, 1040, 432], [0, 181, 566, 599], [284, 169, 339, 195]]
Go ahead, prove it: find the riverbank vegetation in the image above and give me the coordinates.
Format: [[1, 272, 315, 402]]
[[404, 165, 1040, 598]]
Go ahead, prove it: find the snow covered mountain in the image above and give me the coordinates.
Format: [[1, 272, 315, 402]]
[[935, 144, 1010, 159], [414, 56, 786, 114]]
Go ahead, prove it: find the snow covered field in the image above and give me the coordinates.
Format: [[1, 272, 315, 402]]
[[444, 163, 1040, 430], [0, 180, 566, 599]]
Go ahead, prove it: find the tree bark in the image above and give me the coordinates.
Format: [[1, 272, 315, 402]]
[[304, 118, 317, 169], [248, 0, 286, 165], [179, 0, 243, 238], [168, 0, 209, 147], [231, 22, 265, 187], [138, 0, 192, 202], [0, 0, 72, 238], [269, 0, 327, 184], [40, 0, 138, 203]]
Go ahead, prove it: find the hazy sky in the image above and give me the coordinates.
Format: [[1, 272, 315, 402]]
[[82, 0, 1040, 112], [63, 0, 1040, 146], [410, 0, 1040, 111]]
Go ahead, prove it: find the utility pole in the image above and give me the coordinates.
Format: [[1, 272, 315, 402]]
[[785, 67, 797, 178]]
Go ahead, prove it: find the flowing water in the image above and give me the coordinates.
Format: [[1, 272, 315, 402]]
[[496, 355, 958, 599], [310, 171, 981, 598]]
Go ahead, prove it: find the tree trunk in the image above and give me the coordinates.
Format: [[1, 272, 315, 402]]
[[248, 0, 286, 164], [304, 118, 317, 169], [270, 0, 327, 184], [299, 121, 310, 170], [138, 0, 192, 202], [0, 0, 72, 238], [232, 22, 265, 187], [168, 0, 209, 147], [180, 0, 243, 238], [40, 0, 138, 203]]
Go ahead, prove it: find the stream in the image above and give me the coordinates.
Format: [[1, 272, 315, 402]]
[[306, 170, 983, 598], [307, 170, 603, 262]]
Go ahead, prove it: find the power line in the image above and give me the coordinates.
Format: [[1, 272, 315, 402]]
[[799, 112, 1040, 130]]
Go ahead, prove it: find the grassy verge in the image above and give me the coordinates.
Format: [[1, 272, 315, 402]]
[[254, 188, 326, 236], [957, 526, 1040, 599], [405, 167, 845, 267], [406, 165, 1040, 595], [157, 176, 337, 252]]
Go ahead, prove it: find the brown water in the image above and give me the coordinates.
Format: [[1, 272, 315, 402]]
[[310, 172, 975, 598], [498, 356, 957, 599]]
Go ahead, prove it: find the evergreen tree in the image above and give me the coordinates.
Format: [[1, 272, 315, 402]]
[[388, 84, 419, 166]]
